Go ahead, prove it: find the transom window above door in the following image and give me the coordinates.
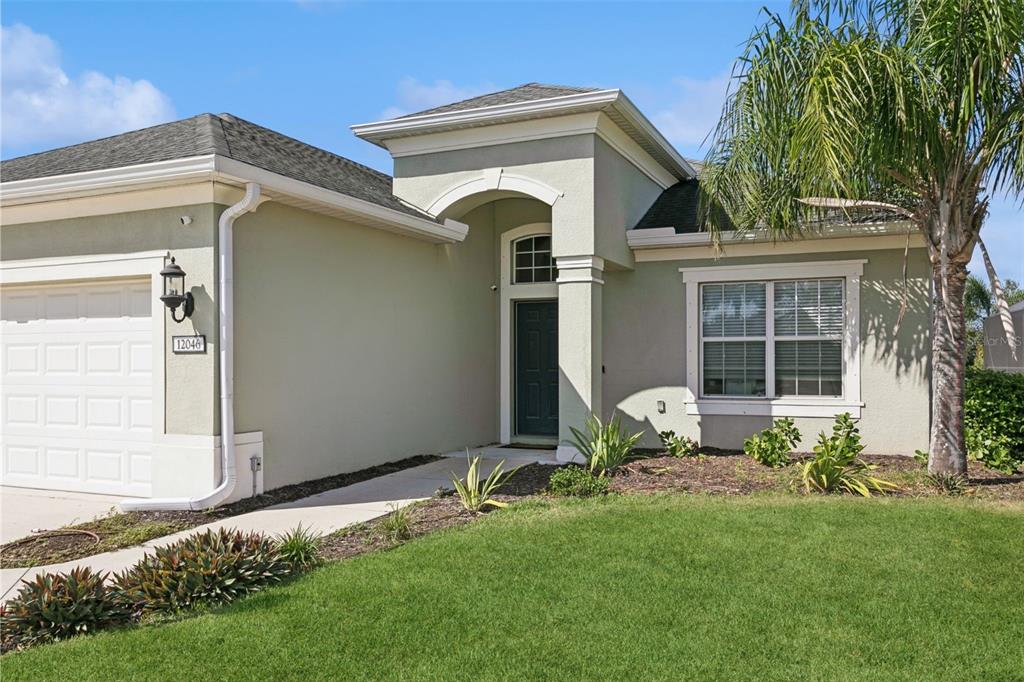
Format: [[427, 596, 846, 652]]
[[513, 235, 555, 284]]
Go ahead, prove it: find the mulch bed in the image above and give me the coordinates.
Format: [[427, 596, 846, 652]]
[[0, 454, 441, 569], [319, 463, 559, 562], [613, 449, 1024, 501]]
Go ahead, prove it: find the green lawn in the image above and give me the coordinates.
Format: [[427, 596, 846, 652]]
[[5, 496, 1022, 681]]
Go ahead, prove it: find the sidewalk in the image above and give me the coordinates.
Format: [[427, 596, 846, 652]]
[[1, 447, 554, 602]]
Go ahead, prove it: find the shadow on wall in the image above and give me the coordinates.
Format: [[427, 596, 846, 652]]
[[186, 284, 215, 339], [604, 400, 774, 453], [862, 277, 930, 381]]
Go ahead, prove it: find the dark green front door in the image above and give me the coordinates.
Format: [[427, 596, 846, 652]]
[[515, 300, 558, 437]]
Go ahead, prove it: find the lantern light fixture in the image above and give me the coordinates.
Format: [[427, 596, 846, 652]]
[[160, 256, 194, 323]]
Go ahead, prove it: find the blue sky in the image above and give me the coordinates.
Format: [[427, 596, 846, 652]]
[[2, 0, 1020, 282]]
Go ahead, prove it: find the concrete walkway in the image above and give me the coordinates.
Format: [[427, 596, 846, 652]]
[[1, 447, 555, 602], [1, 487, 122, 545]]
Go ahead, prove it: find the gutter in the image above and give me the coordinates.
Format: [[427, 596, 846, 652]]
[[625, 222, 919, 250], [121, 183, 261, 511]]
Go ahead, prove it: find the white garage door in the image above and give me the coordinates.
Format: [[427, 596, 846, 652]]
[[1, 279, 154, 496]]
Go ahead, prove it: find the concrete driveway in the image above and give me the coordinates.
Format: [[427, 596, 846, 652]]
[[1, 487, 121, 545]]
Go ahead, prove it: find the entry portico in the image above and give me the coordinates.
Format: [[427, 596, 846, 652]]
[[353, 84, 691, 458]]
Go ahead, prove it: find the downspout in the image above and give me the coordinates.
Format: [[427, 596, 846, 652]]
[[122, 183, 261, 511]]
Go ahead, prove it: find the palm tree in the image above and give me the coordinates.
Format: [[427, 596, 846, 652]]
[[701, 0, 1024, 475]]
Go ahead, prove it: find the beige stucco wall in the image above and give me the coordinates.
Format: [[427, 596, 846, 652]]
[[1, 203, 220, 436], [394, 135, 598, 260], [232, 197, 551, 490], [602, 246, 932, 455], [593, 137, 663, 268]]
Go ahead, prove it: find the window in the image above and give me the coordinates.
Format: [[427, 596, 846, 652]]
[[773, 279, 843, 397], [513, 236, 555, 284], [700, 278, 845, 399], [700, 282, 767, 396]]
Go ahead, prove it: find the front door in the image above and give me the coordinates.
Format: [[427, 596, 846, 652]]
[[515, 300, 558, 437]]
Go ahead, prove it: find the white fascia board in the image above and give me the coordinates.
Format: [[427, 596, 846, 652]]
[[626, 222, 917, 249], [211, 157, 468, 243], [351, 89, 622, 142], [351, 88, 692, 182], [0, 155, 218, 203], [609, 92, 697, 179], [0, 155, 467, 244]]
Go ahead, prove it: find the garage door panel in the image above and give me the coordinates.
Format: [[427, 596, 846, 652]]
[[1, 279, 154, 496]]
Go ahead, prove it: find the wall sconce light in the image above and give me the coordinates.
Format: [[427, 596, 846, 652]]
[[160, 256, 194, 323]]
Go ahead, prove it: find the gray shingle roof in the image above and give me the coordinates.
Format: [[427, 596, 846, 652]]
[[0, 114, 435, 222], [633, 177, 903, 234], [397, 83, 600, 119], [633, 180, 708, 233]]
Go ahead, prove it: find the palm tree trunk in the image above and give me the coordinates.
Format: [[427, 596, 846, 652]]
[[928, 258, 969, 475]]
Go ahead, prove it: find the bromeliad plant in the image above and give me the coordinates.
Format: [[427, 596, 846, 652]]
[[659, 430, 700, 458], [745, 418, 801, 468], [570, 414, 644, 477], [113, 528, 291, 613], [451, 451, 521, 513], [0, 567, 134, 650], [799, 413, 897, 497]]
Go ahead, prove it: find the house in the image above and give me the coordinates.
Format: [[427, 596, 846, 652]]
[[0, 83, 931, 507], [983, 301, 1024, 372]]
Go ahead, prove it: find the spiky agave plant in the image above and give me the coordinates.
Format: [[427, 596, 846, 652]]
[[570, 414, 644, 477], [450, 451, 521, 513]]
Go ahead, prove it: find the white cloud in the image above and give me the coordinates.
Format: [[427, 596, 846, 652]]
[[1, 23, 175, 150], [380, 77, 496, 119], [652, 73, 732, 152]]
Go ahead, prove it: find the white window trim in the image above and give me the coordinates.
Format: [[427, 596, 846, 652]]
[[680, 260, 865, 418], [500, 223, 556, 444]]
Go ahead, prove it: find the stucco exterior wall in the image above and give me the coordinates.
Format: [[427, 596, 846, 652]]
[[592, 137, 663, 268], [393, 136, 597, 260], [1, 203, 220, 436], [602, 246, 931, 454], [231, 198, 549, 490]]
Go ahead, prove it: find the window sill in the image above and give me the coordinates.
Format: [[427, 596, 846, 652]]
[[685, 399, 863, 418]]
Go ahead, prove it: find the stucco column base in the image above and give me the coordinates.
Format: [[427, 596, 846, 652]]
[[556, 256, 604, 453], [556, 445, 584, 463]]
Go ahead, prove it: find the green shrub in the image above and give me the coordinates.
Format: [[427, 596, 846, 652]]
[[965, 367, 1024, 473], [744, 418, 801, 467], [799, 413, 897, 496], [113, 528, 291, 613], [570, 414, 644, 476], [926, 472, 969, 496], [658, 430, 699, 458], [275, 525, 323, 573], [0, 567, 134, 649], [548, 466, 611, 497], [451, 452, 520, 513], [378, 503, 415, 542]]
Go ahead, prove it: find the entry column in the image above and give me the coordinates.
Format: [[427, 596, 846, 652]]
[[555, 256, 604, 462]]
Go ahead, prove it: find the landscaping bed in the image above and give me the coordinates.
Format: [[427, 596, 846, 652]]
[[320, 463, 558, 561], [615, 450, 1024, 501], [0, 454, 440, 569]]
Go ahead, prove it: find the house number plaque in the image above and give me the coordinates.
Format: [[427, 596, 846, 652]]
[[172, 335, 207, 354]]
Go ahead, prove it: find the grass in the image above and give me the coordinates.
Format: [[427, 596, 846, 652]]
[[4, 495, 1022, 681]]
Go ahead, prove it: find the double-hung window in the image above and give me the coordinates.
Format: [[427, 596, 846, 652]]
[[684, 261, 863, 416]]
